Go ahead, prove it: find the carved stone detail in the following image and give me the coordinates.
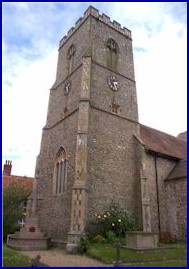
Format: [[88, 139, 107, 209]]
[[64, 80, 71, 95]]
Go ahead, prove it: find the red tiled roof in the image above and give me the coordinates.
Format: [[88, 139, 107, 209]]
[[166, 160, 187, 180], [3, 175, 33, 190], [177, 131, 187, 142], [139, 124, 187, 159]]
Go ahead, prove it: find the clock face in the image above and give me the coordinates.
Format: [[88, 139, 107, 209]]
[[107, 75, 119, 91], [64, 81, 71, 95]]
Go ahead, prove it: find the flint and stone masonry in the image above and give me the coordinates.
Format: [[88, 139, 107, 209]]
[[37, 6, 139, 251]]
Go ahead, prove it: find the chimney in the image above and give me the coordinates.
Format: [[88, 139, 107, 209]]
[[3, 160, 12, 176]]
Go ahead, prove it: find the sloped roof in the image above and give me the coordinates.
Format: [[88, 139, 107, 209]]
[[166, 160, 187, 180], [177, 131, 187, 142], [139, 124, 187, 159], [3, 175, 33, 190]]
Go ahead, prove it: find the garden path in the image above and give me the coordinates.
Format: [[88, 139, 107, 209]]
[[20, 248, 113, 267]]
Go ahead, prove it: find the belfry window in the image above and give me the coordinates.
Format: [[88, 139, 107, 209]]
[[67, 44, 76, 75], [53, 147, 67, 195], [106, 38, 118, 70]]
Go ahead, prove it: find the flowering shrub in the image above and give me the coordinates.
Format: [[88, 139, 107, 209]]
[[88, 201, 139, 240]]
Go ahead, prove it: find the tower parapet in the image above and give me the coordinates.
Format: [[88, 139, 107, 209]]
[[59, 6, 131, 49]]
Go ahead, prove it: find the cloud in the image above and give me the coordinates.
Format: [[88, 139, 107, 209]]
[[134, 14, 186, 133], [3, 43, 57, 176]]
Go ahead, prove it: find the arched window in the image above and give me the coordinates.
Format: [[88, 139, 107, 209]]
[[53, 147, 67, 195], [67, 44, 76, 75], [106, 38, 118, 70]]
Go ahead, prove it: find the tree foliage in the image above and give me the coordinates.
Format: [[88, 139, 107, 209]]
[[3, 181, 32, 241]]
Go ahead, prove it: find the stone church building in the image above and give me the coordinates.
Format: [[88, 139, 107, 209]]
[[7, 6, 186, 250]]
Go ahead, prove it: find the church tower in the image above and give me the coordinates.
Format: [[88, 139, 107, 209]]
[[35, 6, 140, 250]]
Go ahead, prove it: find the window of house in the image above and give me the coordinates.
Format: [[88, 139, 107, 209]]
[[106, 38, 118, 70], [67, 44, 76, 75], [53, 147, 67, 195]]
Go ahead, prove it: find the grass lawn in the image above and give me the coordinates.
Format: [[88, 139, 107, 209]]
[[3, 242, 187, 267], [87, 242, 187, 266], [3, 245, 31, 267], [126, 260, 187, 267]]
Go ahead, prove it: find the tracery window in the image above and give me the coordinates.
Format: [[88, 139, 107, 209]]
[[106, 38, 118, 70], [53, 147, 67, 195], [67, 44, 76, 75]]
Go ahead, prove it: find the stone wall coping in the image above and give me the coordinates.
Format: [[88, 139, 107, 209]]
[[8, 233, 49, 240], [59, 5, 131, 48], [125, 231, 157, 235]]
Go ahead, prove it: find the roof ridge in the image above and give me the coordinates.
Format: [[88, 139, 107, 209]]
[[140, 123, 187, 143]]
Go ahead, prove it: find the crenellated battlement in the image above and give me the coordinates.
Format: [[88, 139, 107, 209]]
[[59, 6, 131, 48]]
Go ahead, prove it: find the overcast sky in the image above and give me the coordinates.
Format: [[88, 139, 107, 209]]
[[2, 2, 187, 177]]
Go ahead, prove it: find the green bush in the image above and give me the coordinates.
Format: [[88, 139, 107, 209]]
[[77, 235, 90, 254], [106, 231, 117, 243], [85, 220, 104, 239], [3, 181, 31, 241], [93, 235, 106, 243]]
